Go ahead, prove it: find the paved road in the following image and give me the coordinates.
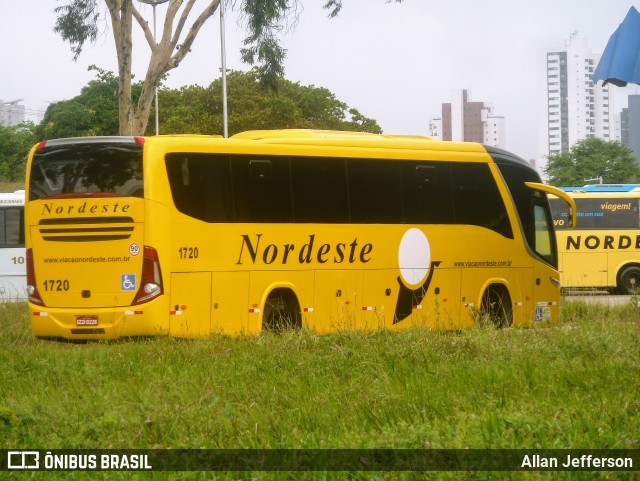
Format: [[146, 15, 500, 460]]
[[563, 294, 638, 306]]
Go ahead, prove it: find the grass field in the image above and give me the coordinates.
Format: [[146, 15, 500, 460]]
[[1, 301, 639, 480], [0, 181, 25, 193]]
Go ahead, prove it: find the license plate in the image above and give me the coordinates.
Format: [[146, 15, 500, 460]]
[[76, 316, 98, 326]]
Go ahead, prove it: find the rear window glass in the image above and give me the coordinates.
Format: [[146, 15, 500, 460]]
[[29, 141, 143, 200]]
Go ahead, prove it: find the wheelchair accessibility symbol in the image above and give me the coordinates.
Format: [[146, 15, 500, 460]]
[[121, 274, 137, 291]]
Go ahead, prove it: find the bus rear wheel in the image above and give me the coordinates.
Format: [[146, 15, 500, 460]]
[[479, 285, 513, 329], [262, 289, 302, 332], [617, 266, 640, 295]]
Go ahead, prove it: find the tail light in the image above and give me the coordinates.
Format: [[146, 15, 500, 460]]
[[26, 248, 44, 305], [132, 246, 163, 305]]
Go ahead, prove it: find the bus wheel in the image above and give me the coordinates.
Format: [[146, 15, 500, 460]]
[[479, 285, 513, 329], [617, 266, 640, 295], [262, 289, 302, 332]]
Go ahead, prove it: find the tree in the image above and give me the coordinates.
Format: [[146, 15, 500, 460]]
[[36, 68, 381, 137], [545, 137, 640, 186], [37, 66, 142, 139], [0, 122, 37, 181], [53, 0, 402, 136], [159, 69, 382, 135]]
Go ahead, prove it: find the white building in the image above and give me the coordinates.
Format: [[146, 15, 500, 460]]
[[0, 99, 26, 127], [539, 32, 613, 174], [481, 105, 505, 149]]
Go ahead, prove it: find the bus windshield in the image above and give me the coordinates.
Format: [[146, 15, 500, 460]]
[[29, 139, 143, 201]]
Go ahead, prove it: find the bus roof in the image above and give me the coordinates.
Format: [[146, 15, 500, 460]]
[[231, 129, 434, 142], [560, 184, 640, 193], [227, 129, 506, 159], [32, 130, 536, 174], [0, 190, 25, 206]]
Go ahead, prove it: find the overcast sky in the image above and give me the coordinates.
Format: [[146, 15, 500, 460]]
[[2, 0, 638, 161]]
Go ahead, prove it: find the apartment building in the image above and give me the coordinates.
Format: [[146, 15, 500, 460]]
[[540, 33, 612, 165], [429, 89, 505, 149]]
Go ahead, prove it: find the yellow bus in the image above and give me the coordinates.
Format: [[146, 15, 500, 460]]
[[549, 184, 640, 294], [25, 130, 574, 339]]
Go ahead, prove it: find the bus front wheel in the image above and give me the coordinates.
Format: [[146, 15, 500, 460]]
[[262, 289, 302, 332], [617, 266, 640, 295], [479, 285, 513, 328]]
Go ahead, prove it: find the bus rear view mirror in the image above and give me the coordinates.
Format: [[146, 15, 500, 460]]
[[525, 182, 577, 228]]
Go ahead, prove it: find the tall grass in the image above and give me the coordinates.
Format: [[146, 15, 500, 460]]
[[1, 301, 638, 480]]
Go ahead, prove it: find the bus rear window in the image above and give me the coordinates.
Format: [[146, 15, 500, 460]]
[[29, 141, 143, 201]]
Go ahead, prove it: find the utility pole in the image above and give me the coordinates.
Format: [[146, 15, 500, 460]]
[[139, 0, 169, 135], [220, 0, 229, 138]]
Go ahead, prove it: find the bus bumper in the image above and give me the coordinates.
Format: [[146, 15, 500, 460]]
[[28, 298, 168, 340]]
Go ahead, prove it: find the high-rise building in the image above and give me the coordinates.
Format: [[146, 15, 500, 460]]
[[0, 99, 26, 127], [429, 89, 505, 149], [539, 32, 613, 172], [620, 95, 640, 163]]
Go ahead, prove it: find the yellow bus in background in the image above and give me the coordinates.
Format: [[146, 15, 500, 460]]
[[549, 184, 640, 294], [25, 130, 574, 340]]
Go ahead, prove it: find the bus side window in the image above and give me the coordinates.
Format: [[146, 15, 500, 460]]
[[291, 156, 349, 223], [415, 165, 436, 184], [348, 158, 402, 223], [234, 156, 292, 223], [0, 208, 24, 247], [250, 159, 272, 179], [0, 209, 6, 246], [401, 162, 454, 224], [452, 164, 513, 238], [166, 154, 235, 223]]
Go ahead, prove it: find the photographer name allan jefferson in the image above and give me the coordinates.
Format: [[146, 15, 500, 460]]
[[522, 453, 634, 469]]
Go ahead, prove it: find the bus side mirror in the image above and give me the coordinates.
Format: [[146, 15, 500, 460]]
[[566, 207, 574, 228], [525, 182, 577, 229]]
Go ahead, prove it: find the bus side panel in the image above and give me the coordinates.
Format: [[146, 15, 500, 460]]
[[361, 269, 395, 331], [169, 272, 212, 338], [561, 251, 608, 288], [313, 270, 363, 333], [0, 249, 25, 301], [512, 268, 535, 324], [211, 271, 252, 335], [0, 274, 26, 301], [418, 267, 461, 330], [532, 265, 559, 324], [0, 196, 26, 301]]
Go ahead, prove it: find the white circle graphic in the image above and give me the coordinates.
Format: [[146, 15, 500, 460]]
[[398, 228, 431, 287]]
